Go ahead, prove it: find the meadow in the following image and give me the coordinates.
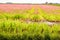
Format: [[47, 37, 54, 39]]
[[0, 4, 60, 40]]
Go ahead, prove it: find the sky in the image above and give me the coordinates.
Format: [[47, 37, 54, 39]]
[[0, 0, 60, 4]]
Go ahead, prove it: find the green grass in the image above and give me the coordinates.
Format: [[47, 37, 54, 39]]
[[0, 7, 60, 40], [38, 8, 60, 22], [0, 8, 60, 22], [0, 20, 60, 40]]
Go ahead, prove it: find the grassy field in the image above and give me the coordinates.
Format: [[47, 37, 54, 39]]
[[0, 4, 60, 40]]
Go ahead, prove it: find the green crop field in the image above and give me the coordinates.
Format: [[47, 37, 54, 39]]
[[0, 4, 60, 40]]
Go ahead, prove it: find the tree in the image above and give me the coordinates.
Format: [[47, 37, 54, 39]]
[[6, 2, 12, 4], [45, 2, 48, 4]]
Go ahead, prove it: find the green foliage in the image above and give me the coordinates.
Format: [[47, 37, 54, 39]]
[[0, 20, 60, 40], [0, 7, 60, 40]]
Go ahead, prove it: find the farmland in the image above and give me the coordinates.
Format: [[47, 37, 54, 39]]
[[0, 4, 60, 40]]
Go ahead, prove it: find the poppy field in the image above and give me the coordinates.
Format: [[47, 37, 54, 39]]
[[0, 4, 60, 40]]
